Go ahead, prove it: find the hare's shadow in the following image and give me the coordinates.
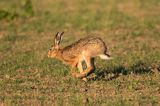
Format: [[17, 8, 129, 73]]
[[88, 60, 155, 81], [88, 66, 125, 81]]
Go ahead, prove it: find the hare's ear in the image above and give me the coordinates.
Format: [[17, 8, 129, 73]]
[[54, 32, 64, 45]]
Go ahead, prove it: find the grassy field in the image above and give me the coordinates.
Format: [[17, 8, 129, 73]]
[[0, 0, 160, 105]]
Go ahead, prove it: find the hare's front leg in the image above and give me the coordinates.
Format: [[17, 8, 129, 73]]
[[77, 61, 83, 73], [71, 61, 83, 77], [70, 60, 78, 75], [77, 61, 88, 81], [75, 57, 94, 78]]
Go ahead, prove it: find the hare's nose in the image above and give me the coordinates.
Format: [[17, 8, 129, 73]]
[[48, 53, 51, 57], [48, 50, 51, 56]]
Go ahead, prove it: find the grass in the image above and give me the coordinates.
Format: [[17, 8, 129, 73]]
[[0, 0, 160, 105]]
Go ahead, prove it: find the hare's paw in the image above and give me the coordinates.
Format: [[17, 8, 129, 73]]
[[71, 72, 85, 78], [82, 77, 88, 82], [71, 72, 79, 77]]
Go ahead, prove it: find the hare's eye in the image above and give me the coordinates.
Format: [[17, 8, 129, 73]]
[[50, 47, 55, 51]]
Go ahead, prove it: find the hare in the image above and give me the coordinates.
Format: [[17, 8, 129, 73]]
[[48, 32, 112, 80]]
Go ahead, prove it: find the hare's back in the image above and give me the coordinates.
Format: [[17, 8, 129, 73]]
[[81, 37, 106, 55], [63, 37, 106, 57]]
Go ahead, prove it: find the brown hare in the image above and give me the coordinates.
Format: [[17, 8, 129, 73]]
[[48, 32, 112, 80]]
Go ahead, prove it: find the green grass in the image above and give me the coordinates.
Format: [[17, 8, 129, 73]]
[[0, 0, 160, 105]]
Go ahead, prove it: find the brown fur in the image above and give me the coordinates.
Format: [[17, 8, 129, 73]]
[[48, 32, 112, 80]]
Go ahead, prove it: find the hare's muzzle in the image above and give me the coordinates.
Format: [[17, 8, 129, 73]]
[[47, 50, 51, 57]]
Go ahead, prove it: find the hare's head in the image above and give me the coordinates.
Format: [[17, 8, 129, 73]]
[[48, 32, 64, 58]]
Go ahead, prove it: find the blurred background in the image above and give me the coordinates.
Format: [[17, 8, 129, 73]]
[[0, 0, 160, 105]]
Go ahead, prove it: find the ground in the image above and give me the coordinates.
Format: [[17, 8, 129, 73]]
[[0, 0, 160, 105]]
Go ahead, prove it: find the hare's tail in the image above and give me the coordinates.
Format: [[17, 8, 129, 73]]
[[99, 53, 113, 60]]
